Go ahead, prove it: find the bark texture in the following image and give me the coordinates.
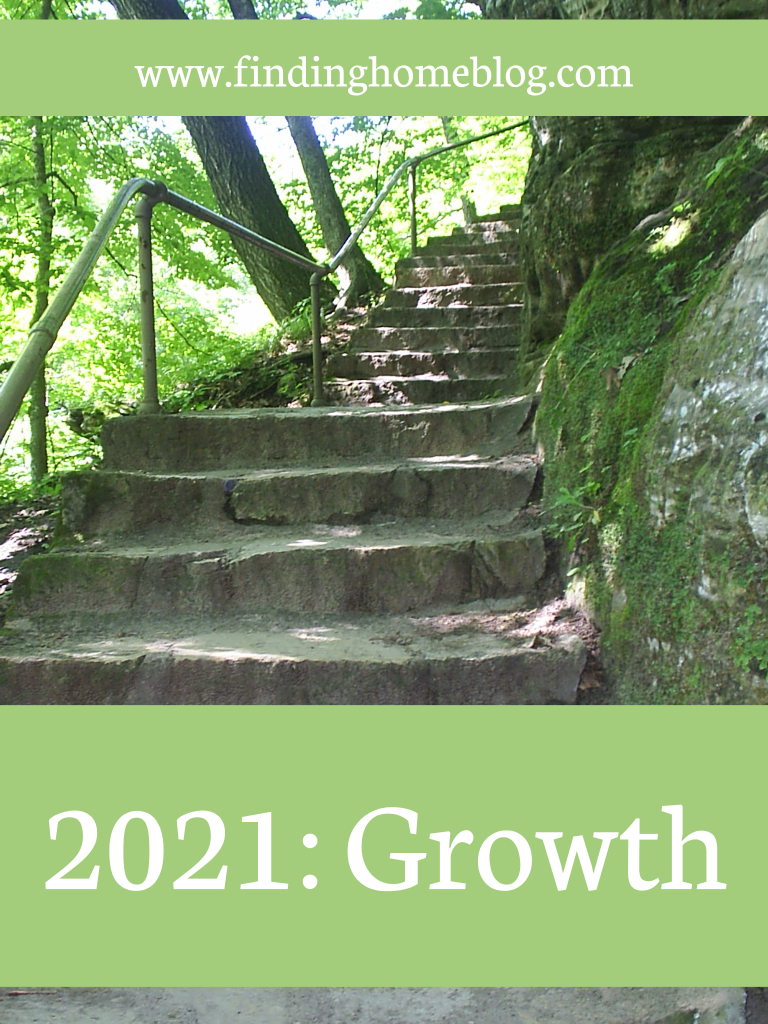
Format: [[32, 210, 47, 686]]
[[182, 117, 317, 319], [111, 0, 319, 320], [286, 116, 384, 305], [110, 0, 186, 16], [227, 0, 258, 17], [28, 116, 53, 484]]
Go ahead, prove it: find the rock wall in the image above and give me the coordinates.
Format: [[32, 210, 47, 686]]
[[477, 0, 766, 20], [518, 117, 740, 363], [534, 116, 768, 703]]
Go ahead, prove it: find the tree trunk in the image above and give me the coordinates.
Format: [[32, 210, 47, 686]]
[[182, 117, 319, 319], [110, 0, 322, 320], [285, 116, 385, 306], [227, 0, 258, 16], [110, 0, 187, 17], [28, 117, 54, 484]]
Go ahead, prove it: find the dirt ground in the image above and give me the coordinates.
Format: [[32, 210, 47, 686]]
[[0, 498, 57, 627]]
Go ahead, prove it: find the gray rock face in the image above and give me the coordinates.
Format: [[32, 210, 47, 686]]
[[518, 117, 740, 358], [607, 209, 768, 699], [650, 212, 768, 552], [476, 0, 766, 19]]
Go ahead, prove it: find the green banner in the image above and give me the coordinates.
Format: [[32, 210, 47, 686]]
[[0, 705, 763, 985], [0, 20, 763, 114]]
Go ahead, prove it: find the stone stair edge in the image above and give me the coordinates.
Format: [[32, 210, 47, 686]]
[[102, 393, 532, 423], [11, 527, 549, 619], [0, 612, 584, 706], [61, 451, 540, 483]]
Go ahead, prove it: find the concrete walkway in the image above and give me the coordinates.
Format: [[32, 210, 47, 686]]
[[0, 988, 746, 1024]]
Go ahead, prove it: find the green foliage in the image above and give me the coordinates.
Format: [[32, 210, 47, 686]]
[[384, 0, 478, 18], [0, 115, 254, 490], [0, 0, 362, 20], [548, 466, 604, 550], [1, 114, 530, 495], [255, 116, 530, 281], [734, 605, 768, 674]]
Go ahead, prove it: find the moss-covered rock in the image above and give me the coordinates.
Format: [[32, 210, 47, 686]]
[[535, 116, 768, 703], [519, 116, 740, 355]]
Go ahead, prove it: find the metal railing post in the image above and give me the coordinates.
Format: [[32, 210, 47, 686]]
[[309, 272, 326, 408], [408, 162, 418, 256], [134, 195, 161, 415]]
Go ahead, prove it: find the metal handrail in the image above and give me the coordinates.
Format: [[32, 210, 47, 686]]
[[0, 177, 330, 444], [0, 177, 154, 445], [0, 119, 529, 447], [134, 182, 329, 412], [329, 119, 529, 270]]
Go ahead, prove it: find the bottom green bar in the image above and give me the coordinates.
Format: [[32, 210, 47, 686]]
[[0, 706, 759, 985]]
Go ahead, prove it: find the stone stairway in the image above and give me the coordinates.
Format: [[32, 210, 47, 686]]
[[0, 207, 586, 705], [327, 205, 525, 405]]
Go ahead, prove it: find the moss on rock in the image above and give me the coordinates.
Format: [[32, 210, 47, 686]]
[[536, 116, 768, 703]]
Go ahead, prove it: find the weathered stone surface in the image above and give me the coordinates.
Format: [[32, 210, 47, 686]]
[[13, 527, 546, 617], [394, 264, 521, 288], [384, 283, 525, 306], [422, 239, 519, 255], [232, 457, 538, 525], [0, 607, 583, 705], [101, 396, 533, 473], [518, 116, 741, 360], [327, 349, 517, 381], [4, 209, 567, 707], [61, 458, 538, 537], [326, 374, 517, 406], [535, 117, 768, 703], [352, 326, 520, 351], [475, 0, 765, 20], [0, 988, 744, 1024], [399, 252, 519, 269], [623, 208, 768, 696], [369, 305, 521, 329]]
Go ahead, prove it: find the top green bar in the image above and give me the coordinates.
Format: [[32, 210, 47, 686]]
[[0, 20, 763, 114]]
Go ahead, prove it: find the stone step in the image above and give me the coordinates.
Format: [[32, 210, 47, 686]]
[[0, 608, 586, 705], [384, 283, 525, 307], [421, 238, 519, 255], [394, 263, 523, 288], [350, 325, 520, 351], [234, 455, 538, 523], [61, 456, 538, 537], [398, 252, 518, 269], [369, 304, 522, 329], [458, 218, 519, 234], [13, 524, 547, 618], [327, 348, 518, 380], [451, 225, 519, 242], [101, 396, 534, 473], [474, 208, 521, 224], [327, 375, 519, 406]]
